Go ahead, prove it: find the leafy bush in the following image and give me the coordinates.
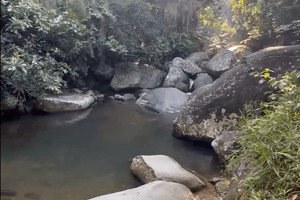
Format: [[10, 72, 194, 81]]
[[1, 0, 89, 101], [1, 0, 200, 105], [229, 71, 300, 199]]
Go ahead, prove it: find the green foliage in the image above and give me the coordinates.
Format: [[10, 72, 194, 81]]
[[102, 0, 197, 65], [198, 5, 236, 36], [230, 0, 261, 37], [228, 71, 300, 199], [1, 0, 89, 101], [1, 0, 199, 104]]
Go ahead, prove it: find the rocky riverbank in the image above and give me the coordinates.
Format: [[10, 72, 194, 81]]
[[1, 39, 299, 200]]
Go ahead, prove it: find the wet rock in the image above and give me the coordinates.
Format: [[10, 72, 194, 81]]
[[136, 88, 188, 113], [94, 94, 105, 101], [191, 73, 214, 91], [110, 62, 166, 92], [36, 93, 95, 113], [169, 57, 202, 76], [162, 67, 190, 92], [114, 94, 125, 101], [114, 94, 136, 101], [123, 94, 136, 101], [174, 45, 300, 142], [211, 131, 239, 165], [205, 49, 235, 78], [185, 52, 209, 67], [131, 155, 205, 191], [88, 181, 195, 200]]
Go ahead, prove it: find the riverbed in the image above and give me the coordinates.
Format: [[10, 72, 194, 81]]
[[1, 101, 221, 200]]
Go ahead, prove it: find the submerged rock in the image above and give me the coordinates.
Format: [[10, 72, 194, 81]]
[[131, 155, 205, 191], [110, 62, 166, 91], [174, 45, 300, 141], [136, 88, 188, 113], [88, 181, 194, 200], [36, 93, 95, 113], [162, 67, 190, 92]]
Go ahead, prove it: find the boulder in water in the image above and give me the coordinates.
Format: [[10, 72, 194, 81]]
[[136, 88, 188, 113], [36, 93, 95, 113], [131, 155, 205, 191]]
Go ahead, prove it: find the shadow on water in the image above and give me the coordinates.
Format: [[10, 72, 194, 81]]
[[1, 101, 221, 200]]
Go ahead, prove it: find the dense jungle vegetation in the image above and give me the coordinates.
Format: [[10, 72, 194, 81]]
[[1, 0, 299, 199], [1, 0, 299, 104]]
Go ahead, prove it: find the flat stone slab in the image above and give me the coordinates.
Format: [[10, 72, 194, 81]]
[[37, 93, 95, 113], [131, 155, 205, 190], [88, 181, 195, 200]]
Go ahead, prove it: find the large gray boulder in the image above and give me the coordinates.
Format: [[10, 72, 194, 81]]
[[170, 57, 202, 76], [136, 88, 188, 113], [173, 45, 300, 141], [162, 67, 190, 92], [110, 62, 166, 91], [88, 181, 194, 200], [191, 73, 214, 91], [205, 49, 235, 78], [131, 155, 205, 191], [36, 93, 95, 113], [185, 52, 209, 67]]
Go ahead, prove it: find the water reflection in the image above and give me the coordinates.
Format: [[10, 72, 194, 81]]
[[1, 101, 221, 200]]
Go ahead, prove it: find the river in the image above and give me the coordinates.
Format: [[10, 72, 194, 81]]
[[1, 101, 221, 200]]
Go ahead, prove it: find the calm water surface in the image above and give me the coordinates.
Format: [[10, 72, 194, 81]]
[[1, 101, 221, 200]]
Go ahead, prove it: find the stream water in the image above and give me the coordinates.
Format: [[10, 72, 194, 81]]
[[1, 101, 221, 200]]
